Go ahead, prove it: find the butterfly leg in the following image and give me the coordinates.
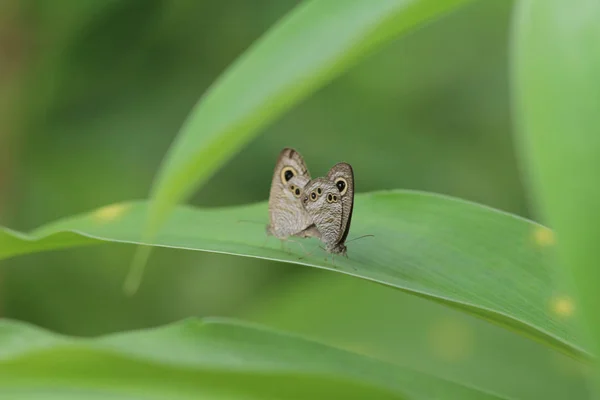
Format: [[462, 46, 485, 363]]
[[287, 238, 314, 257], [259, 234, 270, 249], [323, 255, 335, 266], [279, 239, 289, 254], [317, 247, 333, 264], [297, 243, 323, 260]]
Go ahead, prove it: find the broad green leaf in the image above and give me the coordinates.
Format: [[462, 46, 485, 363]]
[[0, 318, 505, 399], [245, 271, 591, 400], [0, 191, 587, 360], [512, 0, 600, 368], [132, 0, 473, 293]]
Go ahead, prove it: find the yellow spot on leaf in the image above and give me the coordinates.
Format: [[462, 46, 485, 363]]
[[551, 295, 575, 318], [93, 203, 129, 223], [428, 317, 472, 362], [533, 226, 555, 247]]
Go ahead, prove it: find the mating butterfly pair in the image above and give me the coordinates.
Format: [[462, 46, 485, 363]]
[[266, 148, 354, 256]]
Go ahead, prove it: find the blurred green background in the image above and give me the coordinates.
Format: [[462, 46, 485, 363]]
[[1, 1, 588, 398]]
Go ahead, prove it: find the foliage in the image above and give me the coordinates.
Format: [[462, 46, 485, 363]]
[[2, 0, 598, 398]]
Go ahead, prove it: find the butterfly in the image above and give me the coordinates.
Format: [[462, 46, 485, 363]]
[[266, 148, 320, 240], [301, 162, 354, 256]]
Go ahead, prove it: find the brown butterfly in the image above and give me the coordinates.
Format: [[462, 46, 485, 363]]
[[301, 162, 354, 256], [266, 148, 320, 240]]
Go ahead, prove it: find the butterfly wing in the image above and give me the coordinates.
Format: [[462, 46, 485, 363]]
[[327, 162, 354, 245], [267, 148, 315, 238], [301, 178, 344, 252]]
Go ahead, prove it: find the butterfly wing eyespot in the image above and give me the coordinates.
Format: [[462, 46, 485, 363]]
[[289, 184, 301, 197], [335, 178, 348, 195], [317, 188, 322, 195], [326, 194, 333, 203], [280, 167, 297, 184], [310, 191, 317, 201]]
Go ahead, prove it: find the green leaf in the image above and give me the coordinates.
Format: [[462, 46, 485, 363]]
[[132, 0, 473, 293], [0, 318, 506, 399], [0, 190, 586, 360], [512, 0, 600, 365], [245, 271, 591, 400]]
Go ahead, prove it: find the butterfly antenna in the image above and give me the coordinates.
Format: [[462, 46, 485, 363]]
[[237, 219, 266, 225], [345, 234, 375, 244]]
